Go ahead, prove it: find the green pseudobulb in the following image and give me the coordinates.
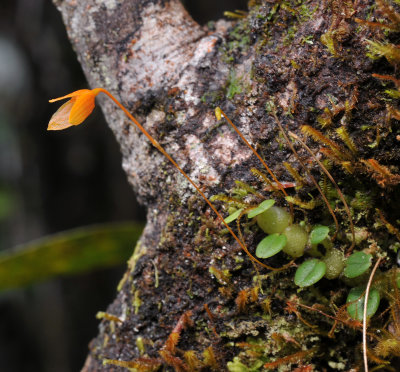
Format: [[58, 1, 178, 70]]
[[256, 206, 292, 234], [322, 248, 345, 279], [282, 224, 308, 258]]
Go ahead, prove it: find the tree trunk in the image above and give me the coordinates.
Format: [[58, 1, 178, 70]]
[[53, 0, 400, 370]]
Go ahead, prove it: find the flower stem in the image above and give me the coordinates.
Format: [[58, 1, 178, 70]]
[[97, 88, 291, 271]]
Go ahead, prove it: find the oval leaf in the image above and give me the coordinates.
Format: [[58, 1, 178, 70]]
[[247, 200, 275, 219], [224, 208, 244, 224], [295, 259, 327, 287], [310, 225, 330, 245], [347, 286, 380, 321], [344, 251, 372, 278], [256, 233, 287, 259]]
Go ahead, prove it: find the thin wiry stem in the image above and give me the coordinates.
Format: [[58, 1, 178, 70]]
[[288, 131, 355, 249], [271, 113, 340, 239], [363, 257, 382, 372], [219, 109, 293, 216], [98, 88, 288, 270]]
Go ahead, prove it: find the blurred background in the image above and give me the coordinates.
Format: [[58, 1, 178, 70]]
[[0, 1, 247, 371]]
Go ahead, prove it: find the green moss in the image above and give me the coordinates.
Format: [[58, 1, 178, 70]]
[[283, 25, 298, 46], [133, 289, 142, 314], [350, 190, 373, 211], [226, 69, 243, 99], [320, 31, 338, 57], [209, 266, 232, 285], [200, 90, 225, 104], [227, 357, 263, 372], [221, 17, 252, 63]]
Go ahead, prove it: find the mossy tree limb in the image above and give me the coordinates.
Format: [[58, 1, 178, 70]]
[[54, 0, 400, 370]]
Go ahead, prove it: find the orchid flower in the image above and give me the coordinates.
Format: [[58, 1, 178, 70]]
[[48, 87, 290, 271], [48, 89, 101, 130]]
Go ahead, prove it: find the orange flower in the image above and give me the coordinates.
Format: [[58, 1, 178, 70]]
[[48, 88, 101, 130]]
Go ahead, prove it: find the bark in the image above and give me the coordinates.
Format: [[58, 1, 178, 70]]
[[53, 0, 400, 371]]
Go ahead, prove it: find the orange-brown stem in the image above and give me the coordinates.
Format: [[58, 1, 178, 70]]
[[271, 113, 340, 240], [219, 109, 293, 216], [289, 131, 355, 250], [97, 89, 283, 270]]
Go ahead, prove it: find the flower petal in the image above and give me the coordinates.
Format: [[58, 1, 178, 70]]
[[69, 91, 96, 125], [47, 99, 76, 130], [49, 89, 91, 103]]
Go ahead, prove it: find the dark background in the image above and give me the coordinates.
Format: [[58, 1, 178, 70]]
[[0, 1, 247, 371]]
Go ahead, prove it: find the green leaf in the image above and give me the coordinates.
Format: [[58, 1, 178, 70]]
[[224, 208, 244, 224], [310, 225, 330, 245], [0, 222, 144, 292], [256, 233, 287, 259], [347, 287, 380, 321], [247, 199, 275, 219], [344, 251, 372, 278], [295, 259, 327, 287]]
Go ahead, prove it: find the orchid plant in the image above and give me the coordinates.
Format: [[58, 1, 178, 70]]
[[48, 88, 279, 270]]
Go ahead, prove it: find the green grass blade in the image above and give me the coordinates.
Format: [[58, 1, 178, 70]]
[[0, 222, 144, 291]]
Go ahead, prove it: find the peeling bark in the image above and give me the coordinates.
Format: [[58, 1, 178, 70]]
[[54, 0, 400, 371]]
